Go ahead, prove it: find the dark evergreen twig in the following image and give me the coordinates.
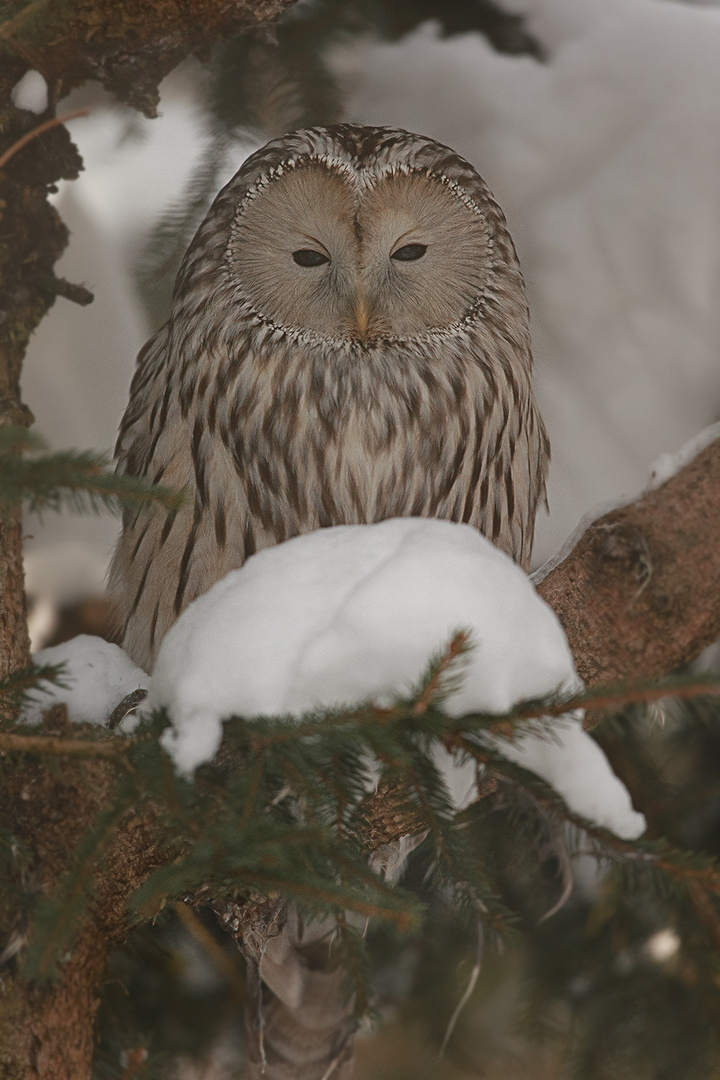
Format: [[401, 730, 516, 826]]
[[0, 661, 67, 714], [0, 426, 183, 516]]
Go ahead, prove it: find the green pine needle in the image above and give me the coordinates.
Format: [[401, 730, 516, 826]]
[[0, 662, 67, 714], [0, 426, 184, 516]]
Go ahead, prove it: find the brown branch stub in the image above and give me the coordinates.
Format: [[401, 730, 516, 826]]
[[538, 437, 720, 687], [358, 776, 427, 852], [0, 108, 89, 171]]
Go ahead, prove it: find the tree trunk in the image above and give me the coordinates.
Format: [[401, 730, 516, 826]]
[[0, 4, 297, 1077], [0, 510, 30, 680], [0, 706, 168, 1080], [1, 928, 110, 1080]]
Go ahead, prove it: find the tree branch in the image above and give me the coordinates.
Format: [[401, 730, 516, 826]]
[[0, 108, 88, 170], [538, 436, 720, 686], [0, 731, 130, 757]]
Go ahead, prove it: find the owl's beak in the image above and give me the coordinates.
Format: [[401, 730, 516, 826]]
[[353, 296, 370, 341]]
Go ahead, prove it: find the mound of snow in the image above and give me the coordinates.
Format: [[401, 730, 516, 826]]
[[24, 635, 149, 731], [148, 519, 644, 839]]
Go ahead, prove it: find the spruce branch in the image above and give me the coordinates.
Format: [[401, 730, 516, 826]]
[[221, 669, 720, 756], [2, 663, 717, 787], [516, 671, 720, 722], [410, 629, 473, 715], [0, 661, 67, 715], [458, 735, 720, 923], [9, 643, 720, 1012], [0, 426, 184, 517]]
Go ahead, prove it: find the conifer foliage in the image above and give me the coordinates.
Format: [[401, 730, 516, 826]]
[[0, 426, 183, 519], [3, 606, 720, 1076]]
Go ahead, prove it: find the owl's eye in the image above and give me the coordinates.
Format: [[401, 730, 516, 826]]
[[391, 243, 428, 262], [292, 249, 330, 267]]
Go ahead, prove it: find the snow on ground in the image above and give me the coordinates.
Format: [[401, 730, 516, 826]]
[[23, 635, 149, 730], [149, 518, 645, 839]]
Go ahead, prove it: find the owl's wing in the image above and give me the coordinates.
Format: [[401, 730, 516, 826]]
[[114, 322, 173, 476], [109, 322, 204, 669]]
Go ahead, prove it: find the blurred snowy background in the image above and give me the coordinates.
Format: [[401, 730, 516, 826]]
[[16, 0, 720, 646]]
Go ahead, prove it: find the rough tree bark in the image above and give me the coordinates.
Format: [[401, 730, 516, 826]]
[[0, 708, 167, 1080], [2, 0, 297, 117], [0, 65, 79, 683], [2, 3, 720, 1078], [538, 438, 720, 688]]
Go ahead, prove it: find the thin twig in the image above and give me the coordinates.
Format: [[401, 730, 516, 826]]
[[413, 630, 470, 716], [438, 921, 484, 1057], [245, 673, 720, 751], [686, 879, 720, 949], [246, 704, 401, 748], [522, 675, 720, 722], [0, 109, 89, 172], [0, 732, 129, 758]]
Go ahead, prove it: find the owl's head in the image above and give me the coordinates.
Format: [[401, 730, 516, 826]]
[[175, 126, 526, 347]]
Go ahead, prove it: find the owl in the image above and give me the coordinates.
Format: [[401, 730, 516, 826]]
[[109, 125, 551, 1079], [109, 124, 549, 673]]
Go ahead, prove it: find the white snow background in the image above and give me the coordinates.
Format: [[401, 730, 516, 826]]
[[19, 0, 720, 622]]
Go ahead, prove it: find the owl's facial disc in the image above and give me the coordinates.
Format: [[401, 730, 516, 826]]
[[227, 162, 492, 341]]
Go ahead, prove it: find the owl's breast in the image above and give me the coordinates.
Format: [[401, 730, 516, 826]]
[[226, 337, 512, 535]]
